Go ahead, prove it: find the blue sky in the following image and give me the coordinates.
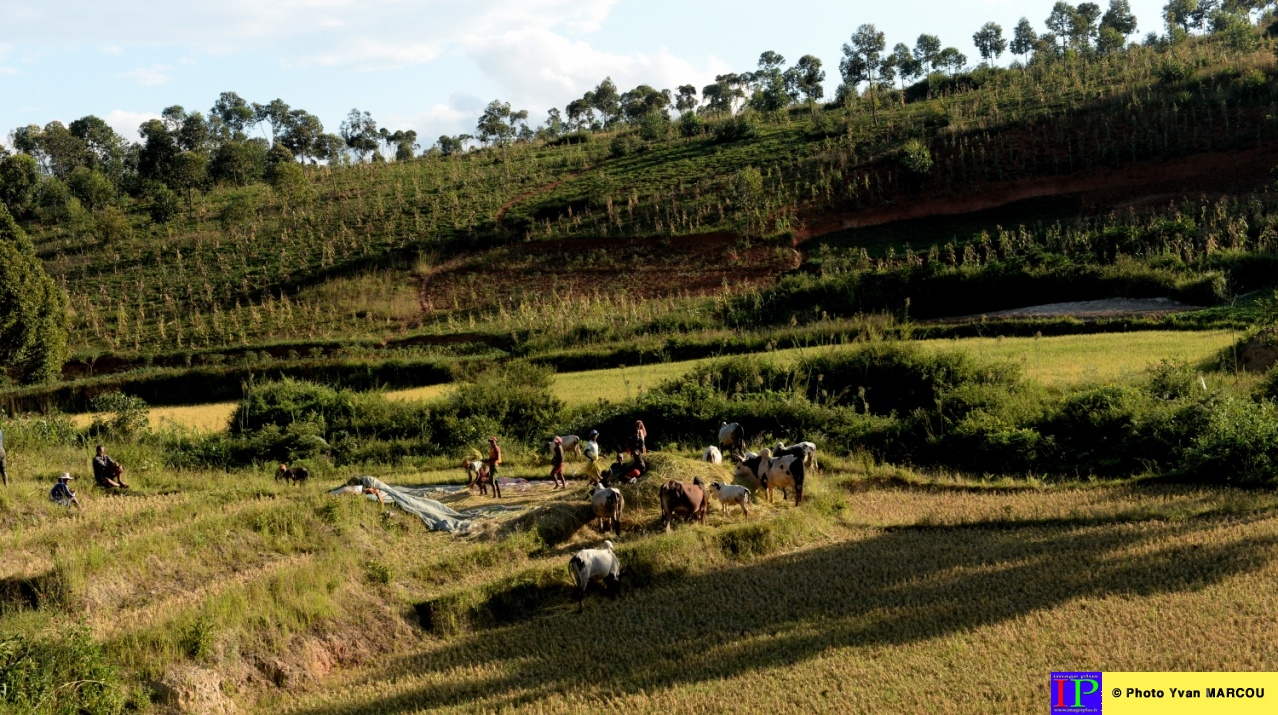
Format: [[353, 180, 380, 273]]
[[0, 0, 1170, 147]]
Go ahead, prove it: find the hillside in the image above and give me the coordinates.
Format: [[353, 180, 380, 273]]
[[2, 30, 1275, 379]]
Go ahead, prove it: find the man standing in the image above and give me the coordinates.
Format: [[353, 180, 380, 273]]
[[50, 473, 81, 508], [484, 436, 503, 499], [0, 425, 8, 487], [92, 445, 129, 489], [549, 436, 566, 490]]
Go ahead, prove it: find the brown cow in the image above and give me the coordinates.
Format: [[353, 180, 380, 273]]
[[659, 477, 708, 531], [276, 464, 310, 485]]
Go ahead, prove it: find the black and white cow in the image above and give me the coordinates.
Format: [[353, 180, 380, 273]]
[[734, 448, 805, 505]]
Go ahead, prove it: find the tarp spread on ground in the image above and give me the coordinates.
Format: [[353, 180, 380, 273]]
[[329, 476, 523, 534]]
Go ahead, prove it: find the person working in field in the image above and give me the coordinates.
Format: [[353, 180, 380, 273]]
[[583, 430, 602, 483], [92, 445, 129, 490], [484, 436, 503, 499], [633, 420, 648, 455], [549, 436, 567, 490], [0, 426, 8, 487], [50, 473, 81, 508]]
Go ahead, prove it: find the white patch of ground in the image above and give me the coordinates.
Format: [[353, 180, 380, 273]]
[[949, 297, 1199, 321]]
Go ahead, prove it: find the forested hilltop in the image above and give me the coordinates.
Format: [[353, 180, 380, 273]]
[[3, 1, 1278, 387]]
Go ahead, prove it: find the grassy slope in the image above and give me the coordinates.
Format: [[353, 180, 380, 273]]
[[3, 448, 1276, 714], [20, 33, 1277, 360]]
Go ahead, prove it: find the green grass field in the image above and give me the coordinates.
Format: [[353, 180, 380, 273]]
[[64, 330, 1242, 431]]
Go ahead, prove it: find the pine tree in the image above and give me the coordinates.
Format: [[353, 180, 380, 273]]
[[0, 203, 69, 384]]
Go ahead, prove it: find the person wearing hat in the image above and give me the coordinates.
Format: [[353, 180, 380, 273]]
[[549, 436, 566, 490], [50, 473, 80, 508], [483, 436, 503, 499], [583, 430, 602, 482]]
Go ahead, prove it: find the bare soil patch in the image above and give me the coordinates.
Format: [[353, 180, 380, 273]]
[[932, 297, 1201, 323]]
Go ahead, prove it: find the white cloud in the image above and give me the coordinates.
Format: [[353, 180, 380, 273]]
[[121, 65, 172, 85], [98, 44, 123, 55], [465, 26, 727, 110], [103, 109, 161, 141], [0, 66, 17, 75]]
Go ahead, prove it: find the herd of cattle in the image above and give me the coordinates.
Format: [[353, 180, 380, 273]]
[[570, 421, 818, 611]]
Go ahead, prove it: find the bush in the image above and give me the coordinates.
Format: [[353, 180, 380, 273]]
[[609, 134, 642, 158], [0, 625, 128, 715], [65, 167, 115, 211], [712, 115, 757, 143], [89, 391, 149, 438], [148, 185, 181, 224], [677, 111, 705, 138], [899, 139, 933, 174], [1158, 59, 1193, 83], [1181, 397, 1278, 485]]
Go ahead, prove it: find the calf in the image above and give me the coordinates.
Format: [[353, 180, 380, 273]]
[[568, 541, 621, 613], [548, 435, 582, 458], [590, 483, 625, 536], [718, 422, 746, 456], [659, 477, 708, 531], [735, 449, 806, 506], [276, 464, 309, 485], [701, 446, 723, 465], [708, 481, 750, 516], [774, 441, 819, 473]]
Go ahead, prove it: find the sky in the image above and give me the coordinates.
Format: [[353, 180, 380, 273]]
[[0, 0, 1171, 148]]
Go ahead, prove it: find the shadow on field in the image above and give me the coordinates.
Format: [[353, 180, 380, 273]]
[[296, 515, 1277, 713]]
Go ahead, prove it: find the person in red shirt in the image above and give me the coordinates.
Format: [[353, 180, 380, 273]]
[[485, 436, 503, 498], [549, 436, 566, 490]]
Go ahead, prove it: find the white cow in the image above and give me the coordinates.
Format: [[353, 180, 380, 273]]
[[702, 446, 723, 464], [590, 483, 625, 536], [708, 481, 750, 516], [549, 435, 583, 458], [568, 541, 621, 613]]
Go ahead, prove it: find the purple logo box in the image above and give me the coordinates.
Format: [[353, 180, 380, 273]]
[[1051, 672, 1103, 714]]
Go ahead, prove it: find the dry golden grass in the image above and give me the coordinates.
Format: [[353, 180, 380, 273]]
[[295, 269, 422, 322], [384, 384, 456, 403], [4, 444, 1277, 714], [281, 468, 1278, 714]]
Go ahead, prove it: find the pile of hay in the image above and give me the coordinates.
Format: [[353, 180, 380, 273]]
[[618, 453, 734, 510]]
